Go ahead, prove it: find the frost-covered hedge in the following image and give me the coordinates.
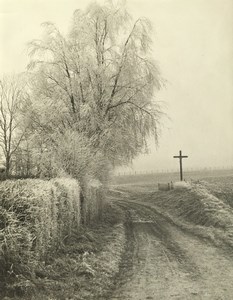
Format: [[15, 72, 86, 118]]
[[0, 178, 80, 282], [82, 179, 106, 225]]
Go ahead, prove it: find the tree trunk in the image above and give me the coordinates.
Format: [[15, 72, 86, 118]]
[[5, 155, 11, 178]]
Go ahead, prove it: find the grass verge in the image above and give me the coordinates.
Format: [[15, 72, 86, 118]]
[[143, 182, 233, 249]]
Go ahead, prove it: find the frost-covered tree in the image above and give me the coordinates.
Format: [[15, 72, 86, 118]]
[[0, 76, 27, 176], [27, 1, 163, 170]]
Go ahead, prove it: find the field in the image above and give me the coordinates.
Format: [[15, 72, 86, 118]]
[[112, 168, 233, 186], [111, 169, 233, 195]]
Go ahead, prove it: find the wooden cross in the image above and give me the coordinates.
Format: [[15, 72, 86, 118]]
[[173, 150, 188, 181]]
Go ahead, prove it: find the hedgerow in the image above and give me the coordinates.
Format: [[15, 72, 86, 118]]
[[0, 178, 81, 293], [81, 178, 106, 225]]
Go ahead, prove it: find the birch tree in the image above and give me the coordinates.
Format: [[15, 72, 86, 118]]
[[27, 1, 163, 169]]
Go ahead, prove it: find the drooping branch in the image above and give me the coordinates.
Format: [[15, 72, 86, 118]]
[[25, 2, 163, 170]]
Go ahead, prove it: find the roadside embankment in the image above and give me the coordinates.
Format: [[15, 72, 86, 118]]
[[145, 182, 233, 249]]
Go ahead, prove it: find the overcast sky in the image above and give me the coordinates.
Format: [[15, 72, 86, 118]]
[[0, 0, 233, 171]]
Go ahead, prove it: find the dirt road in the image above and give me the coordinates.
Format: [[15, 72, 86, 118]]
[[106, 196, 233, 300]]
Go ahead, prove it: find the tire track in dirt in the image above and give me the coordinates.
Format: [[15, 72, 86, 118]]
[[105, 198, 233, 300], [125, 201, 200, 276]]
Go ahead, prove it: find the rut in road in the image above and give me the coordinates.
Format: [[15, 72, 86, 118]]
[[106, 199, 233, 300]]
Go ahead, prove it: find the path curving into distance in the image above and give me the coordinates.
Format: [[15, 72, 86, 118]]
[[105, 193, 233, 300]]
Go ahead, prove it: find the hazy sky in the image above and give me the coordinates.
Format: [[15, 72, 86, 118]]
[[0, 0, 233, 171]]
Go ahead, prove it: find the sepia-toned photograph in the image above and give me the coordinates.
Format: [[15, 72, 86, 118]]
[[0, 0, 233, 299]]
